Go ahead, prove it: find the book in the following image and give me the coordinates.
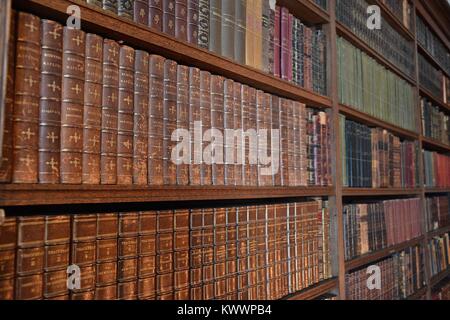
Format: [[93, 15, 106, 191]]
[[423, 150, 450, 188], [133, 0, 149, 25], [118, 0, 134, 19], [175, 0, 188, 42], [149, 0, 163, 31], [234, 0, 246, 65], [198, 0, 209, 49], [163, 0, 176, 37], [187, 0, 199, 45], [209, 0, 221, 55], [425, 195, 450, 232], [221, 0, 235, 60]]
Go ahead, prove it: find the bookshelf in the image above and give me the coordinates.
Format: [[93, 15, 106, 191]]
[[0, 0, 449, 301]]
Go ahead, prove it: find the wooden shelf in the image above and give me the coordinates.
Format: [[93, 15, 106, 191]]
[[419, 86, 450, 112], [418, 43, 450, 78], [342, 188, 422, 197], [0, 185, 334, 207], [406, 286, 428, 300], [277, 0, 329, 24], [336, 22, 416, 86], [345, 236, 425, 271], [283, 278, 338, 300], [339, 104, 419, 140], [431, 268, 450, 287], [428, 225, 450, 239], [13, 0, 332, 109], [421, 137, 450, 153], [425, 188, 450, 194]]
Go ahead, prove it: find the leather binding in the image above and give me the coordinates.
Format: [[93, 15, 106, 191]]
[[280, 7, 289, 81], [163, 60, 178, 185], [232, 82, 243, 186], [175, 0, 188, 41], [96, 214, 118, 292], [71, 290, 94, 300], [148, 0, 163, 31], [248, 87, 258, 186], [46, 294, 69, 300], [133, 50, 149, 185], [174, 210, 189, 298], [202, 208, 214, 299], [118, 280, 137, 300], [163, 0, 176, 37], [225, 207, 238, 299], [0, 217, 17, 300], [252, 0, 263, 71], [256, 91, 264, 186], [214, 208, 227, 299], [15, 274, 43, 300], [244, 0, 254, 67], [262, 0, 275, 75], [176, 65, 190, 186], [87, 0, 102, 7], [61, 27, 85, 184], [12, 12, 41, 183], [187, 0, 199, 45], [234, 0, 246, 65], [157, 210, 174, 298], [101, 39, 120, 184], [198, 0, 209, 49], [221, 0, 235, 60], [103, 0, 118, 13], [271, 96, 281, 186], [247, 206, 257, 298], [224, 79, 235, 186], [299, 103, 307, 186], [189, 67, 201, 186], [0, 11, 15, 183], [148, 55, 165, 186], [292, 101, 300, 186], [118, 0, 134, 20], [273, 6, 281, 78], [279, 99, 289, 186], [134, 0, 149, 25], [95, 284, 117, 300], [236, 207, 249, 299], [83, 33, 103, 184], [189, 209, 203, 299], [211, 75, 225, 186], [262, 92, 274, 186], [118, 213, 138, 293], [209, 0, 221, 54], [71, 264, 95, 295], [241, 85, 249, 185], [200, 71, 212, 185], [43, 269, 68, 299], [256, 205, 267, 298], [118, 45, 135, 185]]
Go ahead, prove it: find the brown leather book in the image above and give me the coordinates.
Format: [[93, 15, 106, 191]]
[[174, 210, 189, 296], [96, 213, 118, 289], [61, 27, 85, 184], [118, 213, 138, 290], [101, 39, 120, 184], [97, 213, 119, 239], [0, 278, 14, 300], [72, 214, 97, 242], [0, 217, 17, 300], [271, 96, 281, 186], [187, 0, 199, 45], [44, 269, 68, 298], [95, 284, 117, 300], [118, 280, 137, 299], [163, 60, 178, 185], [163, 0, 176, 37], [175, 0, 188, 41], [134, 0, 149, 25], [211, 75, 225, 186], [117, 45, 135, 185], [44, 243, 70, 272], [247, 87, 258, 186], [12, 12, 41, 183], [15, 274, 43, 300], [138, 276, 155, 300], [233, 82, 243, 186], [133, 50, 149, 185], [0, 11, 16, 183], [70, 264, 95, 295], [176, 65, 190, 185], [148, 55, 165, 185], [209, 0, 221, 54], [224, 79, 235, 186], [39, 20, 63, 184], [200, 71, 212, 185], [156, 210, 174, 297], [83, 33, 103, 184], [279, 99, 289, 186], [189, 67, 201, 186], [149, 0, 163, 31]]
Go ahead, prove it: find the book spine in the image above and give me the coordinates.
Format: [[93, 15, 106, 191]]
[[61, 27, 85, 184], [198, 0, 209, 49], [271, 95, 281, 186], [248, 87, 258, 186], [12, 12, 41, 183], [176, 65, 190, 186], [156, 210, 174, 298], [101, 39, 119, 185], [273, 6, 281, 78], [234, 0, 246, 65], [39, 20, 63, 184], [148, 0, 163, 31], [103, 0, 118, 14], [224, 79, 235, 186], [175, 0, 188, 42], [280, 7, 288, 81], [86, 0, 103, 7], [211, 75, 225, 186], [163, 59, 178, 185], [200, 71, 212, 185], [148, 55, 165, 186], [187, 0, 199, 45], [245, 0, 254, 67], [118, 0, 134, 20], [209, 0, 221, 54], [221, 0, 235, 60], [174, 210, 190, 298], [0, 217, 17, 300], [233, 82, 243, 186], [133, 50, 149, 185], [117, 212, 138, 299], [134, 0, 149, 25], [189, 67, 201, 186], [163, 0, 176, 37], [137, 212, 157, 299], [83, 34, 103, 184]]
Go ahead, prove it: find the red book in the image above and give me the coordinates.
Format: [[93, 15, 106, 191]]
[[287, 13, 293, 82]]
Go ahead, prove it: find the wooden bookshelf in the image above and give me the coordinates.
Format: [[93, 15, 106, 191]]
[[421, 137, 450, 153], [431, 269, 450, 287], [283, 278, 338, 300], [342, 188, 422, 197], [425, 188, 450, 194], [406, 286, 428, 300], [417, 43, 450, 79], [345, 236, 425, 271], [419, 86, 450, 112], [277, 0, 330, 24], [428, 225, 450, 238]]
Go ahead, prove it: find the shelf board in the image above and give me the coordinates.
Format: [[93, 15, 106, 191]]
[[342, 188, 422, 197], [428, 225, 450, 239], [282, 278, 338, 300], [421, 137, 450, 153], [419, 86, 450, 112], [336, 22, 416, 86], [345, 236, 425, 271], [13, 0, 332, 109], [277, 0, 329, 24], [430, 268, 450, 287], [417, 43, 450, 78], [424, 187, 450, 194], [0, 185, 334, 207], [406, 286, 428, 300], [339, 104, 419, 140]]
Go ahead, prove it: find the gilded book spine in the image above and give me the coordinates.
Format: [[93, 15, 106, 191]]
[[189, 67, 202, 186], [176, 65, 190, 185]]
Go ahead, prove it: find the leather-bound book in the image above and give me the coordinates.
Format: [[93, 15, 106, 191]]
[[200, 71, 212, 185], [189, 209, 202, 299], [225, 208, 237, 299], [138, 211, 156, 300], [248, 88, 258, 186], [118, 0, 134, 20], [101, 39, 120, 184], [221, 0, 235, 60], [213, 208, 227, 299], [12, 12, 41, 183], [103, 0, 118, 13], [176, 65, 190, 186], [156, 210, 174, 298], [163, 60, 178, 186], [271, 95, 281, 186], [0, 217, 17, 300], [279, 98, 289, 186], [117, 46, 135, 185], [280, 7, 289, 81], [263, 0, 275, 75], [198, 0, 209, 49], [133, 50, 149, 185], [189, 67, 201, 186], [87, 0, 102, 7], [0, 11, 16, 183], [299, 103, 307, 186], [244, 0, 254, 67], [148, 55, 165, 186], [287, 13, 293, 82], [241, 85, 250, 186], [163, 0, 176, 37], [234, 0, 246, 65], [209, 0, 221, 54], [118, 213, 138, 298], [273, 6, 281, 78], [174, 210, 189, 298], [96, 214, 118, 297], [263, 93, 274, 186], [61, 27, 85, 184], [149, 0, 163, 31], [287, 101, 295, 186], [175, 0, 188, 41], [224, 79, 235, 186], [71, 289, 94, 300], [187, 0, 199, 45], [83, 33, 103, 184], [202, 208, 214, 300], [233, 82, 243, 186], [134, 0, 149, 25], [292, 102, 300, 186], [252, 0, 263, 71], [211, 75, 225, 186], [118, 280, 137, 300]]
